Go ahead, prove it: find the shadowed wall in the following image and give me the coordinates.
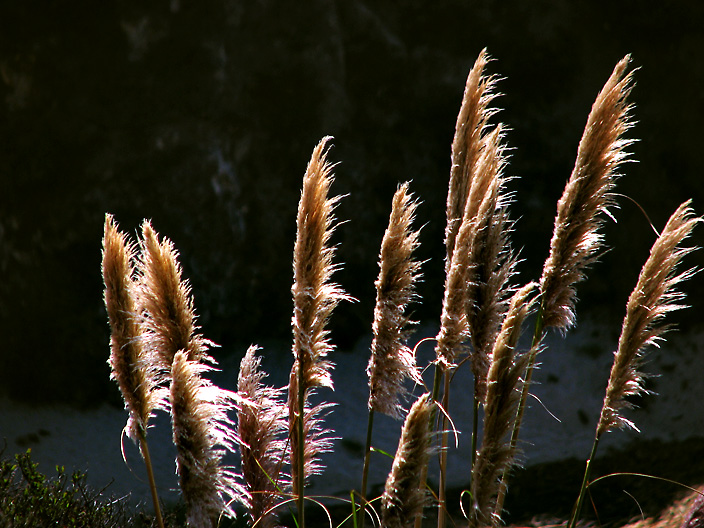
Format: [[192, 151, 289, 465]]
[[1, 1, 702, 406]]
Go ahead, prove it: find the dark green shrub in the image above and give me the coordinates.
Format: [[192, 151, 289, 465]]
[[0, 448, 132, 528]]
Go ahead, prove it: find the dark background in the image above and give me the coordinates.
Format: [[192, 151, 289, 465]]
[[1, 1, 703, 407]]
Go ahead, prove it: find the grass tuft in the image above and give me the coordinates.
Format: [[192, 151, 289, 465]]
[[91, 50, 700, 528]]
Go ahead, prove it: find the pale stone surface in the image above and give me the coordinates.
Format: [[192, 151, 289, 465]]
[[2, 317, 702, 508]]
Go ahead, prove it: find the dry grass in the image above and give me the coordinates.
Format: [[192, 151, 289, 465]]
[[100, 50, 701, 528], [381, 394, 435, 528], [539, 55, 635, 331], [598, 201, 699, 436], [368, 182, 423, 419], [237, 345, 288, 528], [503, 485, 704, 528], [470, 283, 537, 528]]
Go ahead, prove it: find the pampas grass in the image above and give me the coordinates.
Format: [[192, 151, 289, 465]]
[[138, 221, 212, 370], [288, 137, 351, 527], [433, 63, 509, 527], [367, 182, 423, 420], [446, 48, 500, 267], [103, 214, 163, 444], [464, 125, 517, 402], [361, 182, 423, 527], [170, 350, 246, 528], [100, 51, 701, 528], [290, 137, 349, 394], [469, 282, 537, 528], [102, 214, 166, 528], [597, 201, 699, 436], [237, 345, 288, 528], [540, 55, 636, 331], [433, 52, 515, 528], [569, 201, 701, 528], [436, 51, 503, 371], [382, 394, 435, 528], [495, 54, 637, 521]]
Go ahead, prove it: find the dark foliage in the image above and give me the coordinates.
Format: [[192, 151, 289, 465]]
[[0, 448, 155, 528]]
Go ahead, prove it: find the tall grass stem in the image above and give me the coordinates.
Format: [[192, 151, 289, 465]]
[[568, 436, 600, 528], [437, 372, 451, 528], [413, 364, 444, 528], [359, 409, 375, 528], [297, 377, 306, 528], [138, 430, 166, 528]]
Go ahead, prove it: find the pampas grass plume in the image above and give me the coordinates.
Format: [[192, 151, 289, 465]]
[[238, 345, 288, 528], [465, 125, 517, 401], [470, 282, 537, 527], [289, 137, 349, 511], [382, 393, 435, 528], [446, 47, 500, 265], [171, 350, 246, 527], [103, 214, 162, 442], [540, 55, 635, 330], [437, 50, 502, 369], [367, 182, 423, 419], [139, 221, 211, 371], [597, 201, 700, 436], [290, 136, 350, 393]]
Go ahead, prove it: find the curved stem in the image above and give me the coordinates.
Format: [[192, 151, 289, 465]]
[[138, 429, 165, 528], [569, 436, 601, 528]]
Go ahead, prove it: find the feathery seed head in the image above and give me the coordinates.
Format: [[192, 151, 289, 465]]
[[447, 48, 501, 264], [171, 350, 247, 527], [465, 125, 518, 401], [470, 283, 537, 527], [439, 48, 508, 370], [540, 55, 636, 330], [382, 394, 435, 528], [437, 125, 514, 370], [368, 182, 423, 419], [597, 201, 700, 437], [291, 136, 350, 393], [237, 346, 288, 528], [138, 221, 211, 372], [103, 214, 162, 442], [288, 137, 347, 503]]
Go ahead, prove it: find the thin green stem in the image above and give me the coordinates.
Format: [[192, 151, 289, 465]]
[[359, 409, 375, 528], [351, 491, 359, 528], [493, 301, 545, 522], [138, 428, 165, 528], [569, 436, 601, 528]]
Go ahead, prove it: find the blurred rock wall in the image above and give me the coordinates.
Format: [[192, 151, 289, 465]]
[[1, 1, 703, 406]]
